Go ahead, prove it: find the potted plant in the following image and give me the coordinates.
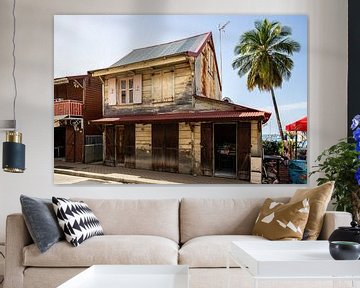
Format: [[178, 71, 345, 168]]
[[310, 115, 360, 222]]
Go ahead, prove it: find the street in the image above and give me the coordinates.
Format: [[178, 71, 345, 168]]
[[54, 173, 122, 185]]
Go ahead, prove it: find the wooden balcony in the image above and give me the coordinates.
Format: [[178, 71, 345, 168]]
[[54, 100, 83, 117]]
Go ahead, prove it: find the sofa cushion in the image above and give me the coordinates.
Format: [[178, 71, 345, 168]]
[[179, 235, 267, 268], [52, 197, 104, 247], [252, 198, 310, 240], [290, 181, 334, 240], [20, 195, 64, 253], [23, 235, 178, 267], [72, 198, 179, 243], [180, 198, 289, 243]]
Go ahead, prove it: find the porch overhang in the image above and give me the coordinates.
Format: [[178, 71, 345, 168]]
[[91, 110, 271, 125], [89, 55, 189, 77], [54, 116, 84, 129]]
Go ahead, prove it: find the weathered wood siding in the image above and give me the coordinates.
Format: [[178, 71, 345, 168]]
[[178, 122, 201, 175], [250, 120, 263, 183], [250, 121, 262, 157], [194, 42, 221, 100], [54, 76, 102, 163], [103, 61, 194, 117], [237, 122, 251, 180], [194, 97, 234, 111], [135, 124, 152, 170], [83, 76, 103, 136]]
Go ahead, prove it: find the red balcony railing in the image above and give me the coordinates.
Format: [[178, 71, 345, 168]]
[[54, 100, 83, 117]]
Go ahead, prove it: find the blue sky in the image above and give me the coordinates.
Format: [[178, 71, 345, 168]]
[[54, 15, 307, 135]]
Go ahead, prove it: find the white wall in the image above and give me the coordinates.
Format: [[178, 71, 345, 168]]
[[0, 0, 348, 242]]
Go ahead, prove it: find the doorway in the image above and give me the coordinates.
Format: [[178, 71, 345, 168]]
[[214, 123, 237, 178], [54, 127, 65, 159], [152, 123, 179, 173]]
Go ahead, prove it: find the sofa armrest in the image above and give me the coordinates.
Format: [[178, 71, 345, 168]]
[[4, 213, 33, 288], [318, 211, 352, 240]]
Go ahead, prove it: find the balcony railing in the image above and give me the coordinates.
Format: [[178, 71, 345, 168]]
[[54, 100, 83, 117]]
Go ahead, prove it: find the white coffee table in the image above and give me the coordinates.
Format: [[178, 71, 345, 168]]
[[228, 241, 360, 288], [58, 265, 189, 288]]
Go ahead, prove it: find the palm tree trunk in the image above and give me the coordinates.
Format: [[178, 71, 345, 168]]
[[270, 87, 285, 141]]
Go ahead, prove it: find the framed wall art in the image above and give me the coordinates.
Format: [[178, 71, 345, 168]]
[[53, 15, 307, 185]]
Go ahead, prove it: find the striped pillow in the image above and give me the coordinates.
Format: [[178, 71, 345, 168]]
[[52, 197, 103, 247]]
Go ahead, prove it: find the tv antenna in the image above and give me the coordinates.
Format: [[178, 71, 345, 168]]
[[218, 21, 230, 83]]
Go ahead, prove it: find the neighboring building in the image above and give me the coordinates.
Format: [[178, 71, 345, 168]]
[[54, 75, 103, 163], [90, 32, 270, 183]]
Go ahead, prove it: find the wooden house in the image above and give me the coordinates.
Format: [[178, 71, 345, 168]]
[[54, 75, 103, 163], [90, 32, 270, 183]]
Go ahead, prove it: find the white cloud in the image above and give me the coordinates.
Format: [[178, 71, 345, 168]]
[[260, 101, 307, 113]]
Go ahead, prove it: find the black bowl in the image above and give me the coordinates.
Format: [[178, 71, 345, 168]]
[[329, 241, 360, 260]]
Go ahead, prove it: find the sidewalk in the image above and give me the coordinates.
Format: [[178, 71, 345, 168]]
[[54, 160, 249, 185]]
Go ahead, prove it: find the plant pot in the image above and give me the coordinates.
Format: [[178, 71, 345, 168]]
[[329, 221, 360, 244]]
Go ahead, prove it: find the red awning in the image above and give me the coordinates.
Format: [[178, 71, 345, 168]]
[[285, 116, 307, 132], [91, 110, 271, 125]]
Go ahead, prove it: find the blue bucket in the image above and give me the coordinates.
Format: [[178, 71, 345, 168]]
[[288, 160, 307, 184]]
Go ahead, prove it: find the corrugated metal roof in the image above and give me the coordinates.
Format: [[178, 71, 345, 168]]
[[111, 33, 210, 68], [91, 110, 271, 124]]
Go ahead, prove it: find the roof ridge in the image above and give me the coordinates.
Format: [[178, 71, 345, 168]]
[[129, 32, 211, 52]]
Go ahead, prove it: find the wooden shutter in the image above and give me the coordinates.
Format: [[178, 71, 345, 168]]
[[133, 74, 142, 104], [163, 71, 174, 101], [152, 123, 178, 172], [201, 123, 213, 176], [152, 73, 162, 101], [108, 78, 117, 105], [105, 125, 115, 166], [124, 124, 135, 168]]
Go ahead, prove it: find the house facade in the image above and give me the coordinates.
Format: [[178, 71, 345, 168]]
[[90, 32, 270, 183], [54, 75, 103, 163]]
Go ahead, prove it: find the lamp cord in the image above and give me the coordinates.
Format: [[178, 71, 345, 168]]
[[12, 0, 17, 130]]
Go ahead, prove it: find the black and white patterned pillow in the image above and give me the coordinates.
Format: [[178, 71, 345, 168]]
[[52, 197, 104, 247]]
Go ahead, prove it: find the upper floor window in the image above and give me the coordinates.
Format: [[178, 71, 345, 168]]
[[107, 75, 142, 106], [118, 78, 133, 104], [152, 70, 174, 103]]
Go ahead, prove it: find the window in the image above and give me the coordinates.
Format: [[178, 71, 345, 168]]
[[120, 80, 126, 104], [152, 70, 174, 102], [129, 79, 134, 103], [117, 77, 137, 104], [107, 75, 142, 106]]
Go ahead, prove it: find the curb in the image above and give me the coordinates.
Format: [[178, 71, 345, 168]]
[[54, 168, 179, 185]]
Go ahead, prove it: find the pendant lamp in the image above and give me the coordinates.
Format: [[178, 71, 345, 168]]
[[1, 0, 25, 173]]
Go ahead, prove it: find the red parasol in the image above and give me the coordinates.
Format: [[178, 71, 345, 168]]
[[285, 116, 307, 132]]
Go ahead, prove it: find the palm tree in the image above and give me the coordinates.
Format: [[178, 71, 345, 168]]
[[232, 19, 300, 141]]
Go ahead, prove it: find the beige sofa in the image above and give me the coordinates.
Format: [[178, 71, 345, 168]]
[[4, 198, 352, 288]]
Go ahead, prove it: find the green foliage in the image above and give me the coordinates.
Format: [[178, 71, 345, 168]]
[[232, 18, 300, 141], [232, 18, 300, 91], [263, 140, 284, 156], [310, 139, 360, 213]]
